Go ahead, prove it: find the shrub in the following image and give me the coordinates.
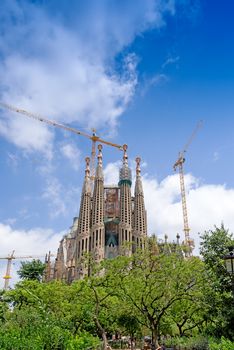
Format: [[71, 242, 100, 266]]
[[209, 337, 234, 350], [164, 336, 209, 350], [65, 332, 100, 350]]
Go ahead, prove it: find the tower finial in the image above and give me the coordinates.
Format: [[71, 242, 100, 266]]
[[85, 157, 90, 177], [123, 144, 128, 165], [136, 157, 141, 176], [97, 144, 103, 167]]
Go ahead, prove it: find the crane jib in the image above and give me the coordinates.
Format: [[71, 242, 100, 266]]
[[0, 101, 125, 183]]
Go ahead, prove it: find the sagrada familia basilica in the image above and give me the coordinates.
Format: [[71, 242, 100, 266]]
[[44, 144, 147, 283]]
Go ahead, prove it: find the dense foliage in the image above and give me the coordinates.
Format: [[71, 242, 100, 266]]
[[17, 259, 46, 282], [199, 225, 234, 340], [0, 227, 233, 349]]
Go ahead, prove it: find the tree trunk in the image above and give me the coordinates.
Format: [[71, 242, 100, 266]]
[[102, 330, 108, 350], [151, 327, 159, 348], [178, 323, 183, 337], [94, 316, 108, 350]]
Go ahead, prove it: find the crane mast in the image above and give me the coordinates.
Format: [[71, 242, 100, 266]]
[[2, 251, 15, 290], [0, 102, 123, 181], [176, 156, 190, 247], [173, 121, 203, 255], [0, 251, 54, 289]]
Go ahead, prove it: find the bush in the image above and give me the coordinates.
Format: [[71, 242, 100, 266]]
[[65, 332, 100, 350], [0, 326, 100, 350], [209, 337, 234, 350], [164, 336, 234, 350], [164, 336, 209, 350]]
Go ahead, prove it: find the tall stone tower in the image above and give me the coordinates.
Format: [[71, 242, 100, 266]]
[[76, 157, 92, 278], [133, 157, 147, 251], [91, 145, 105, 263], [118, 144, 132, 256]]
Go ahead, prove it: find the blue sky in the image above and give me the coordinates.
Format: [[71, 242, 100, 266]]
[[1, 0, 234, 286]]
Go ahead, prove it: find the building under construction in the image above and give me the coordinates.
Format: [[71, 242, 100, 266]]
[[0, 103, 198, 287], [45, 144, 147, 283]]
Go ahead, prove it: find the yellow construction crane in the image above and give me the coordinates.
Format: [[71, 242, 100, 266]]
[[173, 120, 203, 255], [0, 251, 54, 289], [0, 102, 123, 180]]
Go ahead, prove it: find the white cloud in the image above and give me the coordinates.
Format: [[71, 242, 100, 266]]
[[41, 178, 67, 218], [141, 73, 169, 96], [104, 161, 121, 185], [60, 143, 81, 171], [41, 176, 80, 218], [0, 52, 137, 129], [0, 223, 61, 256], [0, 223, 64, 289], [143, 174, 234, 254], [0, 112, 53, 159], [0, 0, 176, 154], [162, 55, 180, 69]]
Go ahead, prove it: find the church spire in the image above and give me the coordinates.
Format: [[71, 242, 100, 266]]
[[119, 144, 132, 186], [95, 144, 104, 180], [133, 157, 147, 250], [118, 144, 132, 255], [123, 143, 128, 165], [91, 144, 105, 262], [83, 157, 91, 193], [76, 157, 92, 277], [136, 156, 140, 175], [135, 157, 143, 194], [77, 157, 92, 234]]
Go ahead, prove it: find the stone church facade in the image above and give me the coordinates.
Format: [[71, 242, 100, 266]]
[[44, 144, 147, 283]]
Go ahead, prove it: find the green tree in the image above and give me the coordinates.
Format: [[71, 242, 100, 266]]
[[200, 225, 234, 339], [75, 259, 120, 350], [105, 249, 211, 348], [17, 259, 45, 282], [0, 289, 8, 323], [3, 280, 100, 349], [4, 234, 234, 348], [117, 313, 140, 350], [168, 291, 210, 337], [200, 224, 233, 289]]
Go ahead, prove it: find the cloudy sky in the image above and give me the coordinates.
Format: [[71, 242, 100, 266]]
[[1, 0, 234, 287]]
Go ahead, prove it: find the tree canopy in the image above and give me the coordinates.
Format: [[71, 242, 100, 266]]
[[0, 230, 233, 349], [200, 225, 234, 340], [17, 259, 46, 282]]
